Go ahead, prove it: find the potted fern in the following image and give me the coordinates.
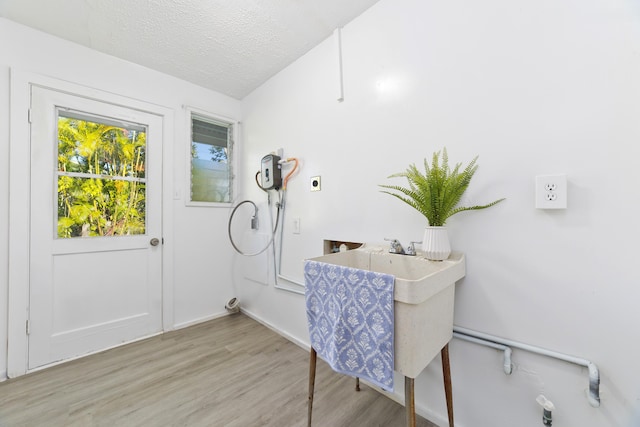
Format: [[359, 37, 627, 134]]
[[380, 148, 504, 260]]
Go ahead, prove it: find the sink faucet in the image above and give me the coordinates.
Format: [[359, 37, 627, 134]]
[[384, 238, 405, 255], [385, 238, 421, 256], [406, 241, 421, 256]]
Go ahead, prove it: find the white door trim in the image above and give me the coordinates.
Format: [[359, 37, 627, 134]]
[[8, 69, 175, 377]]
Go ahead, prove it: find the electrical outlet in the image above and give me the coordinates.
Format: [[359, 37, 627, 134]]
[[293, 218, 301, 234], [536, 174, 567, 209]]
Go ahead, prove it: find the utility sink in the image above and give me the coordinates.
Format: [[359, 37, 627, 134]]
[[309, 244, 466, 378]]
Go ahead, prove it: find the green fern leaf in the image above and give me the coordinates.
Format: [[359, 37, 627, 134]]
[[379, 148, 504, 226]]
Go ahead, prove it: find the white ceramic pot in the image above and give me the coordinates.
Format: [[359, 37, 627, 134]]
[[422, 226, 451, 261]]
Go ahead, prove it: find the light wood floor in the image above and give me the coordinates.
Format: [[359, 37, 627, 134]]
[[0, 314, 438, 427]]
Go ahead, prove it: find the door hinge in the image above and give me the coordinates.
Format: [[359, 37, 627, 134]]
[[26, 319, 31, 335], [28, 108, 32, 124]]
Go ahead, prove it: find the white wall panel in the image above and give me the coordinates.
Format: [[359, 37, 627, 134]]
[[239, 0, 640, 425]]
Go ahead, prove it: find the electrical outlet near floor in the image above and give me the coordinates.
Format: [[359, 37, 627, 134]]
[[535, 174, 567, 209]]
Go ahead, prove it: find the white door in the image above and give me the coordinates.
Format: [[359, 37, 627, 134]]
[[28, 86, 163, 370]]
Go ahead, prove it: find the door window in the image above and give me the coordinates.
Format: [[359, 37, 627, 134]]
[[57, 111, 147, 238]]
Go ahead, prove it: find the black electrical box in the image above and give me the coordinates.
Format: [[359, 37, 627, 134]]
[[260, 154, 282, 190]]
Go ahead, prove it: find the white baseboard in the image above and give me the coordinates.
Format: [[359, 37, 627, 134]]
[[172, 311, 230, 330], [239, 307, 309, 350]]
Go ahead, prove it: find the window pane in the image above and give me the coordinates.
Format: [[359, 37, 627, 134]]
[[58, 115, 146, 178], [57, 112, 147, 238], [58, 177, 146, 238], [190, 116, 232, 203]]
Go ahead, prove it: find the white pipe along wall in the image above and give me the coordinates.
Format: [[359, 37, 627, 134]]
[[236, 0, 640, 426], [452, 327, 600, 408]]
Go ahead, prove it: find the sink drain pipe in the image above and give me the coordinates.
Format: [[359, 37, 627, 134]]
[[453, 326, 600, 408]]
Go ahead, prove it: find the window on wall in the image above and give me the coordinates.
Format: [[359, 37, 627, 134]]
[[189, 112, 234, 204]]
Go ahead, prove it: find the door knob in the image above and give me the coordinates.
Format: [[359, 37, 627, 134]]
[[150, 237, 160, 246]]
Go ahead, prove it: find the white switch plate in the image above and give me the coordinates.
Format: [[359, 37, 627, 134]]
[[535, 174, 567, 209], [293, 218, 301, 234]]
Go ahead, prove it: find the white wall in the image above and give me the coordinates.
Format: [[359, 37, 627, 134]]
[[2, 1, 640, 423], [238, 0, 640, 426], [0, 18, 241, 377]]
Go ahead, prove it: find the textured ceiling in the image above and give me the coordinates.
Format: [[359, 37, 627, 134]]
[[0, 0, 380, 99]]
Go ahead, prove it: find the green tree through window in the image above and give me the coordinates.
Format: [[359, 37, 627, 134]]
[[57, 113, 147, 238]]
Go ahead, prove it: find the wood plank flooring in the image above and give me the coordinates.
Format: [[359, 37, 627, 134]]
[[0, 314, 438, 427]]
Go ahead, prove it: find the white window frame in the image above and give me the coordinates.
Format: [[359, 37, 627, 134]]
[[185, 107, 237, 207]]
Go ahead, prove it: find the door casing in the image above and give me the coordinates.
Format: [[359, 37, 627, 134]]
[[8, 70, 175, 377]]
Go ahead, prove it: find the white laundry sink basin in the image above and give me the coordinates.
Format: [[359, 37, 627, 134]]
[[309, 244, 465, 378]]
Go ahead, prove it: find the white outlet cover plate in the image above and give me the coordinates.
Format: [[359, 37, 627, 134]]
[[535, 174, 567, 209], [310, 176, 321, 191]]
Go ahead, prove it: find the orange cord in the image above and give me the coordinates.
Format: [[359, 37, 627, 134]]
[[282, 158, 299, 190]]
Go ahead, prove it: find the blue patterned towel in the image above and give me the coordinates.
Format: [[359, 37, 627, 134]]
[[304, 259, 395, 391]]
